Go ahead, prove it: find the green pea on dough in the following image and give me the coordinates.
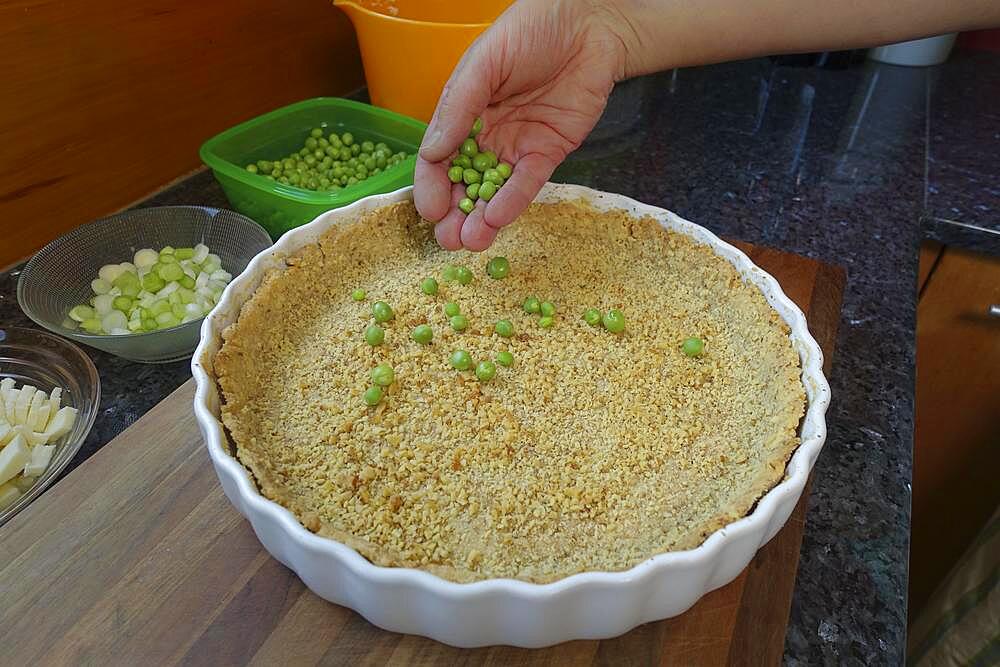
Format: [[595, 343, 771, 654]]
[[448, 166, 464, 183], [463, 168, 481, 185], [495, 319, 514, 338], [523, 296, 541, 314], [455, 266, 473, 284], [365, 324, 385, 346], [459, 198, 475, 215], [584, 308, 602, 326], [420, 277, 439, 295], [538, 316, 555, 328], [444, 302, 460, 317], [460, 138, 479, 157], [411, 324, 433, 344], [496, 350, 514, 367], [602, 309, 626, 334], [540, 301, 556, 317], [372, 363, 395, 386], [475, 360, 497, 382], [682, 336, 705, 357], [364, 386, 383, 406], [450, 314, 469, 331], [450, 349, 472, 370], [486, 256, 510, 279], [372, 301, 394, 323], [351, 289, 366, 301]]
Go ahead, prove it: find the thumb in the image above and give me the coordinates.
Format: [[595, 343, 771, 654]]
[[419, 36, 495, 163]]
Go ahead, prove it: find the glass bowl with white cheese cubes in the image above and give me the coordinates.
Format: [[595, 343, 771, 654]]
[[17, 206, 273, 363], [0, 327, 99, 526]]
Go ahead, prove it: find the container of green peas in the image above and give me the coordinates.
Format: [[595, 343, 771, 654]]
[[200, 97, 426, 239]]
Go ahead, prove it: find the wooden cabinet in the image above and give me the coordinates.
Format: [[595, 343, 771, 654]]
[[911, 242, 1000, 620]]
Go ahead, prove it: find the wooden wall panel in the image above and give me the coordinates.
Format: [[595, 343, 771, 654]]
[[0, 0, 365, 268]]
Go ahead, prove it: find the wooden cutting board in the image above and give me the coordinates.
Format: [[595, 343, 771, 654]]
[[0, 241, 844, 666]]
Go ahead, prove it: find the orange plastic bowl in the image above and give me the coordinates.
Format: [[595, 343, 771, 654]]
[[333, 0, 512, 122]]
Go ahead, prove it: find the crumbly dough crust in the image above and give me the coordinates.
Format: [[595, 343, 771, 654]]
[[215, 200, 805, 583]]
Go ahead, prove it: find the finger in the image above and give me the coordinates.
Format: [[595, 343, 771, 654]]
[[413, 156, 452, 222], [419, 38, 494, 163], [483, 153, 556, 231], [459, 201, 498, 252], [434, 184, 469, 251]]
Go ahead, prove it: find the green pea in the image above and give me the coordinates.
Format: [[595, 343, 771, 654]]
[[361, 140, 375, 153], [246, 164, 258, 174], [523, 296, 541, 314], [310, 128, 323, 138], [463, 168, 481, 185], [460, 138, 479, 157], [483, 168, 503, 185], [496, 350, 514, 367], [364, 386, 383, 406], [448, 166, 464, 183], [442, 265, 458, 282], [466, 183, 480, 200], [411, 324, 433, 345], [365, 324, 385, 346], [602, 309, 625, 334], [450, 349, 472, 370], [538, 316, 554, 328], [497, 162, 512, 179], [455, 266, 473, 284], [352, 289, 366, 301], [540, 301, 556, 317], [420, 277, 439, 295], [482, 150, 498, 168], [495, 319, 514, 338], [470, 116, 483, 137], [682, 336, 705, 357], [372, 363, 395, 386], [478, 181, 497, 201], [305, 137, 318, 150], [458, 198, 475, 214], [452, 154, 472, 169], [444, 302, 460, 317], [486, 256, 510, 279], [340, 147, 352, 160], [372, 301, 394, 323], [583, 308, 601, 326], [475, 360, 497, 382], [472, 153, 491, 172], [341, 132, 354, 146], [449, 315, 469, 331]]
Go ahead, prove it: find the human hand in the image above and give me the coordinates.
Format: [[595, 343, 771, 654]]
[[414, 0, 631, 251]]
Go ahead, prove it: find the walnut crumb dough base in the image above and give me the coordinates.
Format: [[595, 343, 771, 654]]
[[215, 200, 805, 584]]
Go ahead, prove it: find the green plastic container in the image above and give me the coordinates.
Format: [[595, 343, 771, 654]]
[[200, 98, 426, 239]]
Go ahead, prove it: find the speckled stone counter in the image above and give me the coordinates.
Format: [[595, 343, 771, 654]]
[[2, 51, 998, 664]]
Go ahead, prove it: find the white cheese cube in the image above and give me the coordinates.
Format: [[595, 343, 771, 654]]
[[23, 445, 55, 477], [14, 385, 36, 425], [43, 406, 78, 441], [0, 434, 31, 485]]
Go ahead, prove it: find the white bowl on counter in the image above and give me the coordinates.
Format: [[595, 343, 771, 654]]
[[190, 183, 830, 648]]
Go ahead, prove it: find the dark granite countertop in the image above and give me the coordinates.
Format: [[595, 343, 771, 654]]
[[2, 50, 999, 664]]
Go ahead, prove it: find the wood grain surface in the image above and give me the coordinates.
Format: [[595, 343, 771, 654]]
[[0, 0, 364, 268], [0, 243, 844, 666]]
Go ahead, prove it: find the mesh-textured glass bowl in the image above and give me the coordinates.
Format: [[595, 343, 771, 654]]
[[17, 206, 273, 363], [0, 327, 100, 527]]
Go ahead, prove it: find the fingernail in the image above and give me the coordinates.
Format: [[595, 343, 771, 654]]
[[423, 129, 442, 151]]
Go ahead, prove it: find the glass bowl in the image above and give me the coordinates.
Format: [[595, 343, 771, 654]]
[[17, 206, 273, 363], [0, 327, 100, 527]]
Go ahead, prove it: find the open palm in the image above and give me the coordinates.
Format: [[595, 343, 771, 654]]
[[414, 0, 629, 250]]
